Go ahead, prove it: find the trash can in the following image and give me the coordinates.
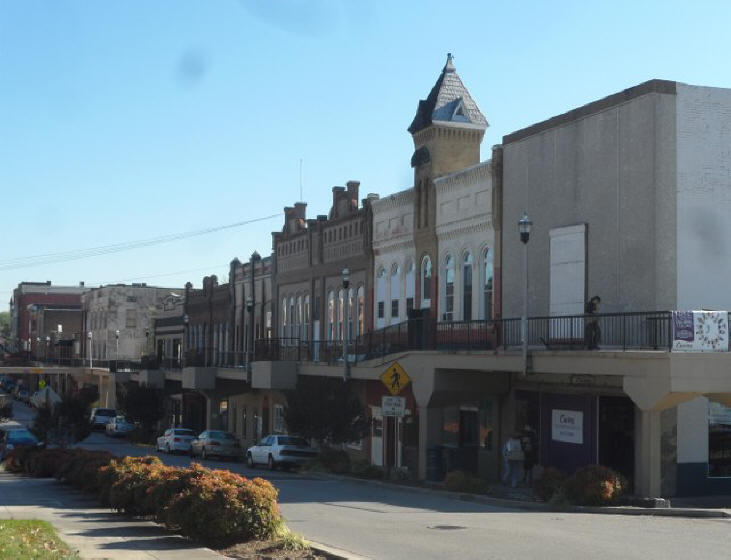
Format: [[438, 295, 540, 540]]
[[426, 446, 444, 481]]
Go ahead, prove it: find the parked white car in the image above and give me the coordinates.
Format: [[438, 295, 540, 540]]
[[156, 428, 196, 454], [90, 408, 116, 430], [105, 416, 135, 438], [246, 435, 317, 470]]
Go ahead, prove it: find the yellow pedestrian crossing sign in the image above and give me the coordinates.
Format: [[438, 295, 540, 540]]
[[380, 362, 411, 396], [38, 380, 46, 389]]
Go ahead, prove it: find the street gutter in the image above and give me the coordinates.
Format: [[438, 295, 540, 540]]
[[308, 472, 731, 519]]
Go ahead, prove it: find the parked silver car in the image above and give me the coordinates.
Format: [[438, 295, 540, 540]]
[[246, 435, 317, 470], [156, 428, 196, 454], [190, 430, 241, 461], [105, 416, 135, 438]]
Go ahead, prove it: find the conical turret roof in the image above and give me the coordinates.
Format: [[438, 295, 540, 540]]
[[408, 53, 488, 134]]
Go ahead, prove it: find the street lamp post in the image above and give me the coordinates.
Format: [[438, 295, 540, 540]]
[[182, 314, 189, 368], [45, 336, 50, 362], [342, 267, 350, 381], [246, 296, 254, 382], [519, 212, 532, 377], [87, 331, 93, 370], [115, 329, 120, 373]]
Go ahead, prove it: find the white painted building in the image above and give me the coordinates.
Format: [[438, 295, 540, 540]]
[[435, 161, 495, 323], [371, 189, 416, 328]]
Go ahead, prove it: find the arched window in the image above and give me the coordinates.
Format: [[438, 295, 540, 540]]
[[405, 260, 415, 314], [347, 288, 355, 341], [289, 297, 295, 340], [357, 286, 365, 336], [327, 291, 335, 342], [296, 296, 302, 339], [390, 264, 400, 323], [444, 254, 455, 321], [281, 297, 287, 338], [463, 252, 473, 321], [421, 256, 432, 309], [483, 248, 494, 320], [338, 289, 345, 342], [376, 267, 386, 328], [304, 295, 311, 340]]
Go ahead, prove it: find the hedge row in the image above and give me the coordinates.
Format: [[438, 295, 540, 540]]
[[4, 447, 281, 546]]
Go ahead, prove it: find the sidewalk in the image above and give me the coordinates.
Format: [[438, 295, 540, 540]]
[[0, 473, 224, 559]]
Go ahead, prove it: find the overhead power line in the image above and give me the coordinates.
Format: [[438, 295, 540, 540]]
[[0, 213, 281, 272]]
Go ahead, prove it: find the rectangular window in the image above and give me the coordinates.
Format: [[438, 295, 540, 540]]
[[273, 404, 285, 434], [406, 297, 414, 314], [710, 401, 731, 477], [391, 299, 399, 318], [378, 301, 384, 319], [125, 309, 137, 328]]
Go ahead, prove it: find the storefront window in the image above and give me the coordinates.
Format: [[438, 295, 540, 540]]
[[709, 401, 731, 477]]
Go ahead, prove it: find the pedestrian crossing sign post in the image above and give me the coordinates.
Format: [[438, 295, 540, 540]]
[[380, 362, 411, 396]]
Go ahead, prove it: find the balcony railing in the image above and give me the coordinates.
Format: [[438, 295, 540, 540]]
[[183, 348, 247, 368], [255, 311, 673, 362]]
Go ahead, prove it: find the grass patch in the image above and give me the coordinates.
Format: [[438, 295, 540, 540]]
[[0, 520, 78, 560]]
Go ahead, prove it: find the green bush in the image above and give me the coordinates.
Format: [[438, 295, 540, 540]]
[[564, 464, 626, 506], [315, 446, 351, 474], [533, 466, 567, 502], [444, 470, 490, 494], [351, 459, 384, 479], [2, 448, 282, 546]]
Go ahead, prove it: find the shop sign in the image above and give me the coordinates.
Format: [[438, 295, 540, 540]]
[[381, 396, 406, 417], [380, 361, 411, 395], [673, 311, 728, 352], [551, 409, 583, 444]]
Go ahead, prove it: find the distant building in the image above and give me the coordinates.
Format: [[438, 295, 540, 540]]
[[81, 284, 182, 363], [9, 281, 89, 357]]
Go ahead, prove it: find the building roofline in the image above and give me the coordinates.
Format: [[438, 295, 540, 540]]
[[503, 79, 677, 145]]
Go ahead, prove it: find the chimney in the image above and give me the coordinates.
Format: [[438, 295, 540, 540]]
[[79, 281, 85, 287], [294, 202, 307, 220], [346, 180, 360, 205]]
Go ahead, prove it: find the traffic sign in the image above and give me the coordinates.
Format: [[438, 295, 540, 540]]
[[380, 362, 411, 396], [38, 380, 46, 389], [382, 396, 406, 417]]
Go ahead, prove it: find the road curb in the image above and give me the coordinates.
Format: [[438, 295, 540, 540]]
[[307, 472, 731, 519], [309, 540, 371, 560]]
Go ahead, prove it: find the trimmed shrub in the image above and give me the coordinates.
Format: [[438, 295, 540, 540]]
[[351, 459, 384, 479], [162, 466, 280, 545], [564, 464, 626, 506], [444, 470, 490, 494], [2, 448, 282, 546], [533, 466, 567, 502], [315, 446, 351, 474]]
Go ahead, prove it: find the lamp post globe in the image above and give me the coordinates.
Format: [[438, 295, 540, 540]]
[[519, 212, 532, 244]]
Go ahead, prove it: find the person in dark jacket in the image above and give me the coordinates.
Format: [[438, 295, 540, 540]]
[[584, 295, 601, 349]]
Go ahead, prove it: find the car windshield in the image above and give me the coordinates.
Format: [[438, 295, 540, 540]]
[[7, 430, 37, 442], [208, 431, 235, 440], [95, 409, 115, 417], [278, 436, 310, 447], [174, 429, 194, 436]]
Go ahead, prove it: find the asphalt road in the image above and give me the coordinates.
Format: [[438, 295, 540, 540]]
[[4, 401, 731, 559]]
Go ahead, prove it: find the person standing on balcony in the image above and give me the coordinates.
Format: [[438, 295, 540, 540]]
[[584, 295, 601, 350]]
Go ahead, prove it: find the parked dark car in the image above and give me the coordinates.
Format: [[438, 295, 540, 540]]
[[0, 427, 41, 460], [190, 430, 241, 461]]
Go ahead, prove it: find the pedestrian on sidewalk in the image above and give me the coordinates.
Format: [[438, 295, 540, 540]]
[[502, 433, 525, 488], [521, 425, 537, 486]]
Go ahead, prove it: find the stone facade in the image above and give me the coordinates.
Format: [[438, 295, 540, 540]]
[[81, 284, 181, 362]]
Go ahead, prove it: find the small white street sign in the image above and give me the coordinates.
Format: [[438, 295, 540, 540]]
[[381, 396, 406, 417]]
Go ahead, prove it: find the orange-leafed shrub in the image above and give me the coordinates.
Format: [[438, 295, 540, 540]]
[[163, 466, 280, 545], [564, 464, 626, 506]]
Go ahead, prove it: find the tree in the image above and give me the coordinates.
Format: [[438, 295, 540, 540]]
[[117, 383, 165, 432], [283, 377, 369, 444], [30, 387, 97, 446], [0, 311, 9, 338]]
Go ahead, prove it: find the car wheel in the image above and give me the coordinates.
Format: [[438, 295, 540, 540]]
[[201, 447, 207, 460], [247, 453, 254, 468], [189, 447, 196, 458], [165, 443, 171, 454], [268, 454, 276, 471]]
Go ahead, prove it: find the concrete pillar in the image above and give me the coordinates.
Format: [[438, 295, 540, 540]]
[[417, 406, 442, 480], [635, 407, 662, 497], [204, 393, 214, 430]]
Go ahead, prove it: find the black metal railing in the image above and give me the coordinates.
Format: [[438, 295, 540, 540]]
[[253, 311, 674, 363], [183, 348, 247, 368]]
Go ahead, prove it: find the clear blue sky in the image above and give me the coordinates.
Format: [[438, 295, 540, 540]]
[[3, 0, 731, 309]]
